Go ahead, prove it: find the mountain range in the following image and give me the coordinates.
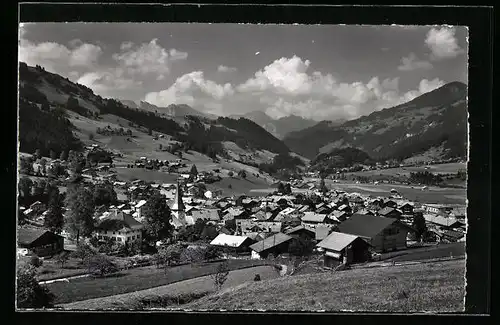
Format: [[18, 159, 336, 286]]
[[283, 81, 468, 162], [17, 62, 468, 165], [230, 111, 326, 139]]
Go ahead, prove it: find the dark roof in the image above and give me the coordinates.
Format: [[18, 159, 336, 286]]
[[97, 210, 144, 231], [18, 228, 62, 246], [337, 214, 397, 239], [442, 230, 465, 240], [285, 225, 315, 235], [250, 233, 293, 253], [192, 209, 220, 221]]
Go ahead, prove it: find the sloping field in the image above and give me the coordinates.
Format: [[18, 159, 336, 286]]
[[114, 168, 179, 183], [46, 259, 273, 304], [206, 176, 272, 197], [58, 265, 279, 310], [186, 259, 466, 312]]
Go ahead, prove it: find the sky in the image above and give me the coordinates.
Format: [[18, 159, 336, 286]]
[[18, 23, 468, 121]]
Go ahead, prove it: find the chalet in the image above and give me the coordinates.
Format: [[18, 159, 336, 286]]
[[285, 225, 316, 241], [337, 214, 411, 253], [399, 202, 415, 214], [330, 210, 348, 222], [378, 207, 402, 219], [383, 199, 398, 209], [301, 212, 333, 225], [94, 210, 144, 244], [18, 228, 64, 257], [239, 220, 282, 235], [210, 234, 254, 253], [424, 214, 463, 230], [249, 232, 296, 259], [317, 231, 371, 267]]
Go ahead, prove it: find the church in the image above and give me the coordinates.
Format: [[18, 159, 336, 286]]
[[169, 179, 187, 229]]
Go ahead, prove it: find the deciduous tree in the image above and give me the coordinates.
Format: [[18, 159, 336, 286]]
[[16, 265, 54, 308], [44, 187, 64, 233], [64, 184, 95, 244], [143, 191, 173, 243]]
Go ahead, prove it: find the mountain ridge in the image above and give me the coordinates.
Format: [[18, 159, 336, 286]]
[[284, 81, 468, 161]]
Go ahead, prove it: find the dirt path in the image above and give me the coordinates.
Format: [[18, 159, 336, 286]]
[[59, 265, 279, 310]]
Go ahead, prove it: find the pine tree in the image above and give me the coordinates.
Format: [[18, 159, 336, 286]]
[[44, 187, 64, 233], [190, 164, 198, 177], [49, 150, 57, 160]]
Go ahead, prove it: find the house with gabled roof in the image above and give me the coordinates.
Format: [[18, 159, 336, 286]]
[[94, 209, 144, 245], [337, 214, 411, 253], [301, 212, 333, 225], [378, 207, 402, 219], [18, 227, 64, 257], [249, 232, 296, 259], [317, 231, 371, 267], [210, 234, 254, 253]]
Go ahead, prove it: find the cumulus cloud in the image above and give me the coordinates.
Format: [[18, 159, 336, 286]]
[[425, 27, 464, 60], [76, 68, 142, 95], [144, 55, 448, 121], [398, 52, 433, 71], [217, 65, 237, 73], [144, 71, 233, 108], [112, 38, 187, 77], [19, 37, 103, 73], [401, 78, 445, 102]]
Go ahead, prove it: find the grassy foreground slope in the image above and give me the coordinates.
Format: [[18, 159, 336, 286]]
[[186, 259, 465, 312]]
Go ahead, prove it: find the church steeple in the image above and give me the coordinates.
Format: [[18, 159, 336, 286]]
[[170, 178, 186, 212]]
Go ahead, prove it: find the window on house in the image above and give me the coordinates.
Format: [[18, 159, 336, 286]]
[[112, 237, 116, 241]]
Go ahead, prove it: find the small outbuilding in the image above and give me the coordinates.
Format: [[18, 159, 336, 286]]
[[18, 228, 64, 257], [317, 231, 371, 267]]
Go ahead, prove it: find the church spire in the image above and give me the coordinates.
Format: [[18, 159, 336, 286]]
[[170, 178, 186, 212]]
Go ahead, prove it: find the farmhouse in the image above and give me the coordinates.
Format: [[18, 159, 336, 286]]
[[378, 207, 402, 219], [285, 225, 315, 241], [94, 210, 144, 244], [249, 232, 295, 259], [317, 231, 371, 267], [301, 212, 334, 225], [18, 228, 64, 257], [337, 214, 411, 253], [210, 234, 254, 253]]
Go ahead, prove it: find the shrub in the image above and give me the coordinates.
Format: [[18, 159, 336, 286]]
[[17, 265, 55, 308], [29, 255, 43, 268], [87, 254, 119, 277]]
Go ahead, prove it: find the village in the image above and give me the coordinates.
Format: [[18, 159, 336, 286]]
[[18, 143, 467, 288]]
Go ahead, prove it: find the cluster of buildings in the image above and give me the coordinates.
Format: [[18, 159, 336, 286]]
[[18, 153, 467, 267]]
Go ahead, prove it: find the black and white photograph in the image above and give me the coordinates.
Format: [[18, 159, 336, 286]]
[[16, 19, 471, 312]]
